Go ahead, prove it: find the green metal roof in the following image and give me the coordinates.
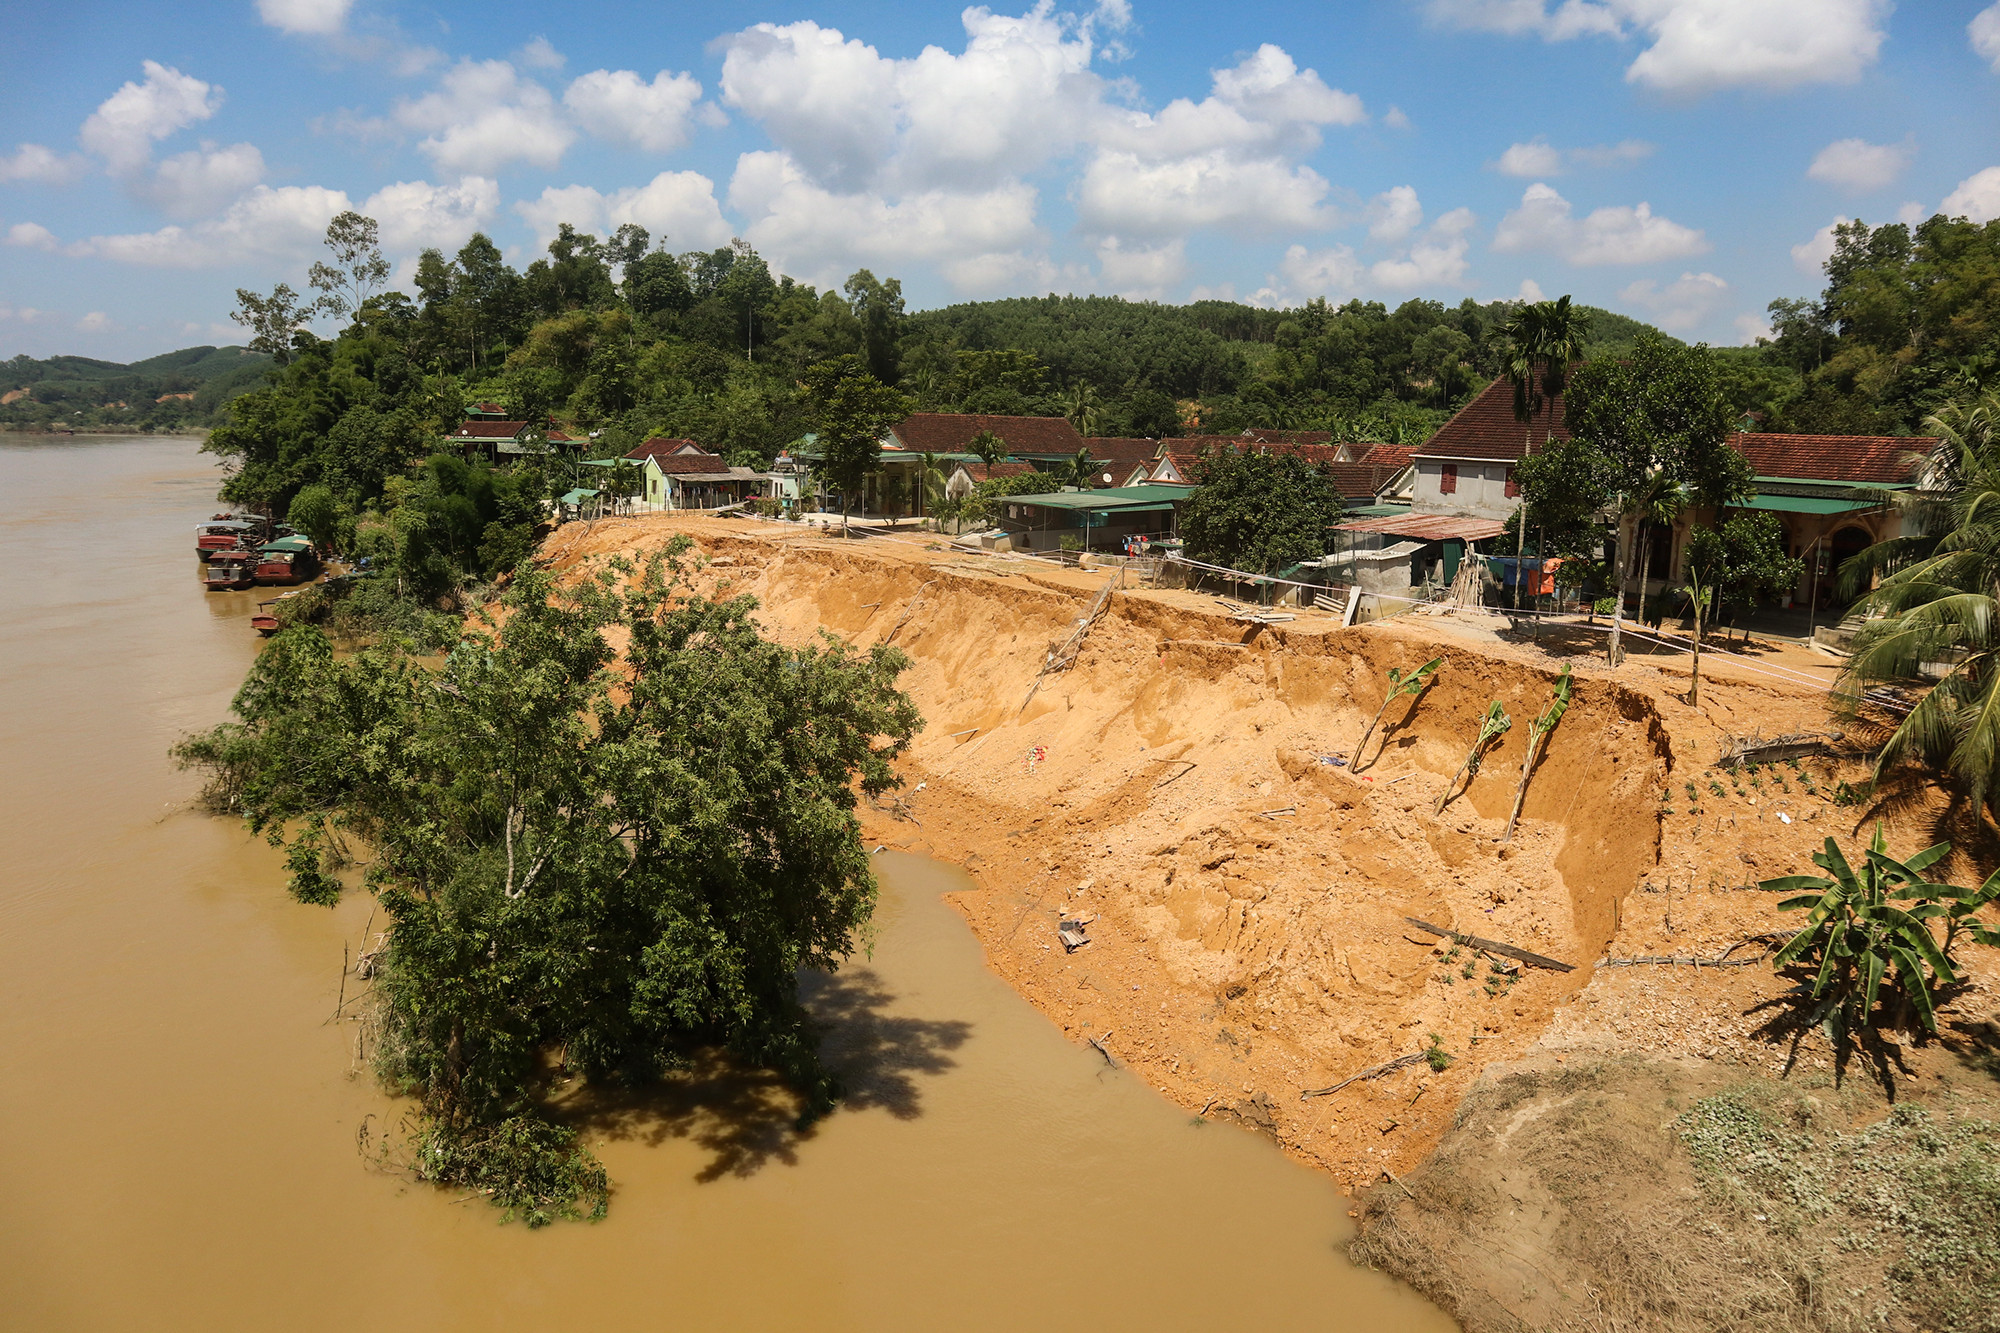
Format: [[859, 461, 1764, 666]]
[[1006, 485, 1193, 510], [1345, 502, 1412, 517], [1734, 494, 1878, 515], [576, 457, 623, 468], [259, 536, 313, 552], [559, 487, 600, 505]]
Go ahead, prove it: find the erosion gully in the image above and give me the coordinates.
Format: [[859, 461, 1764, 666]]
[[0, 438, 1449, 1331]]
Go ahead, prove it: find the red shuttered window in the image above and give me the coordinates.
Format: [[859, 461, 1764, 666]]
[[1439, 463, 1458, 495]]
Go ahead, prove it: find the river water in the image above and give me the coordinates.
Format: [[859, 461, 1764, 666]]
[[0, 437, 1450, 1331]]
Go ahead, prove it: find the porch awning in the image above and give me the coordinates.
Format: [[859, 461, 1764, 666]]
[[559, 487, 599, 505], [1735, 494, 1878, 515]]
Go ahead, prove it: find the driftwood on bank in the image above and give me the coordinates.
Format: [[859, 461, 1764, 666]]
[[1602, 955, 1760, 968], [1714, 729, 1840, 769], [1403, 917, 1576, 972], [1301, 1052, 1426, 1098]]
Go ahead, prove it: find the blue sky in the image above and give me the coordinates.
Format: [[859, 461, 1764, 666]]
[[3, 0, 1998, 361]]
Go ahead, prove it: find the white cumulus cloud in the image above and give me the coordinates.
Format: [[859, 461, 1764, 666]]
[[1493, 182, 1707, 265], [255, 0, 354, 36], [1095, 237, 1187, 299], [564, 69, 711, 154], [1422, 0, 1889, 94], [65, 176, 496, 268], [728, 149, 1046, 294], [1275, 243, 1362, 302], [1733, 312, 1773, 344], [517, 37, 565, 70], [5, 222, 58, 250], [1943, 167, 2000, 224], [1806, 137, 1911, 192], [80, 61, 222, 173], [392, 59, 574, 175], [147, 142, 266, 218], [1371, 207, 1476, 289], [0, 143, 88, 185], [1972, 5, 2000, 72], [1790, 216, 1851, 274], [76, 311, 114, 332], [1367, 185, 1424, 241], [515, 170, 732, 253], [1493, 136, 1652, 175], [1618, 270, 1729, 333]]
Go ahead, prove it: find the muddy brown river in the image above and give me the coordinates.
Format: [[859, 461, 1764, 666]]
[[0, 437, 1451, 1331]]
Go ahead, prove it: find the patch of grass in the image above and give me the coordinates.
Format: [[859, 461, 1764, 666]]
[[1678, 1088, 2000, 1332]]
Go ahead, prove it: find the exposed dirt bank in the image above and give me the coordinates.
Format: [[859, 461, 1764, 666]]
[[541, 515, 2000, 1323]]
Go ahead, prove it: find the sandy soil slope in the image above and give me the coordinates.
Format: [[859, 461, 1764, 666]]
[[538, 515, 2000, 1208]]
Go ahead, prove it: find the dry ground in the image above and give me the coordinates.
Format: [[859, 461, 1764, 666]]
[[540, 514, 2000, 1329]]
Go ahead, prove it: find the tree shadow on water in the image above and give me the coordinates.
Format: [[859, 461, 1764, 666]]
[[559, 966, 972, 1183]]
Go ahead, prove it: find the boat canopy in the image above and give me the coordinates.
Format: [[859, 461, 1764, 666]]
[[259, 536, 315, 553]]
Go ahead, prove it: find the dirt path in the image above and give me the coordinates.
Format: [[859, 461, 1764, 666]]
[[541, 515, 2000, 1213]]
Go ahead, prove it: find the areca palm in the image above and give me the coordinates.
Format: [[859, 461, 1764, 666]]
[[1623, 468, 1688, 629], [1500, 296, 1593, 605], [1840, 391, 2000, 820]]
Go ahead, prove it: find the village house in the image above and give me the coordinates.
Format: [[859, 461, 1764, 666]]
[[447, 415, 579, 464], [620, 437, 770, 510]]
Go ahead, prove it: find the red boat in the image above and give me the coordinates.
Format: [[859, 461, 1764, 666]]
[[196, 518, 265, 560], [203, 548, 256, 591], [251, 589, 305, 635], [253, 537, 322, 586]]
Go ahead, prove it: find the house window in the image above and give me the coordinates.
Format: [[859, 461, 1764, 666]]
[[1439, 463, 1458, 495], [1504, 469, 1519, 498]]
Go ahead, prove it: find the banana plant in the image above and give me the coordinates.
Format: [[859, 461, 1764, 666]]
[[1435, 700, 1511, 815], [1760, 824, 1983, 1045], [1503, 664, 1573, 841], [1355, 656, 1442, 769]]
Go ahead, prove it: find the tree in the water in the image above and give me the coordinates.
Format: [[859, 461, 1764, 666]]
[[174, 543, 921, 1223]]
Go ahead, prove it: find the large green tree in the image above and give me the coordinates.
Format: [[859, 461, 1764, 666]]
[[1178, 446, 1345, 575], [175, 548, 921, 1222], [800, 355, 912, 531]]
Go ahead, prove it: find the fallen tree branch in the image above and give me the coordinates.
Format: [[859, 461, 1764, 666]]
[[1086, 1032, 1118, 1068], [1301, 1052, 1425, 1098], [1403, 917, 1575, 972]]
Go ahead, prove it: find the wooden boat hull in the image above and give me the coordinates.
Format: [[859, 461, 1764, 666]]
[[204, 571, 255, 591], [252, 557, 320, 585]]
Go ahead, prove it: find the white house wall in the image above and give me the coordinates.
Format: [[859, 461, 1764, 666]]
[[1411, 460, 1520, 521]]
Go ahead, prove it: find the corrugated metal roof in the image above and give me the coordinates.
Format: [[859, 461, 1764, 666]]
[[1334, 513, 1509, 541], [1006, 485, 1194, 510]]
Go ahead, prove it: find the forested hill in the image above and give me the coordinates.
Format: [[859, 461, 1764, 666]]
[[0, 344, 272, 432], [901, 294, 1659, 438]]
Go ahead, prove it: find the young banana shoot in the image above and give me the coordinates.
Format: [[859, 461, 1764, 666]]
[[1436, 700, 1512, 815], [1355, 656, 1442, 769], [1503, 664, 1573, 841]]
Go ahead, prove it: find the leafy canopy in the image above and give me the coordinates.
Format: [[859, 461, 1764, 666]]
[[174, 545, 921, 1220], [1177, 445, 1346, 574]]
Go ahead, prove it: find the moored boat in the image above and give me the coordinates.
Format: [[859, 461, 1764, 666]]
[[203, 548, 256, 591], [252, 536, 322, 585], [195, 518, 264, 560], [250, 589, 305, 635]]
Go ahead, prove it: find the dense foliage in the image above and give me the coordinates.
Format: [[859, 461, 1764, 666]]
[[1177, 445, 1347, 574], [0, 344, 271, 431], [1756, 214, 2000, 434], [176, 548, 921, 1222]]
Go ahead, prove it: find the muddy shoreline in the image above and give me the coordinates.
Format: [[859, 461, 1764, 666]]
[[544, 513, 2000, 1328]]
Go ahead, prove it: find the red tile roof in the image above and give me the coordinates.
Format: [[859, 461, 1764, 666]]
[[1082, 437, 1168, 472], [1732, 432, 1931, 485], [957, 461, 1037, 482], [890, 413, 1083, 455], [468, 401, 508, 416], [1416, 376, 1568, 462], [626, 437, 714, 462], [1355, 443, 1414, 471], [1326, 462, 1387, 499], [652, 454, 734, 476], [453, 419, 528, 439]]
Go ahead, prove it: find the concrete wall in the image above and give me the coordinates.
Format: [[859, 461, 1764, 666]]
[[1411, 459, 1520, 521]]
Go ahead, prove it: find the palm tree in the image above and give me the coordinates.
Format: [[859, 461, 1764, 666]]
[[1501, 296, 1593, 604], [1623, 468, 1688, 630], [913, 451, 948, 527], [968, 429, 1007, 469], [1064, 445, 1097, 489], [1063, 383, 1102, 438], [1840, 390, 2000, 820]]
